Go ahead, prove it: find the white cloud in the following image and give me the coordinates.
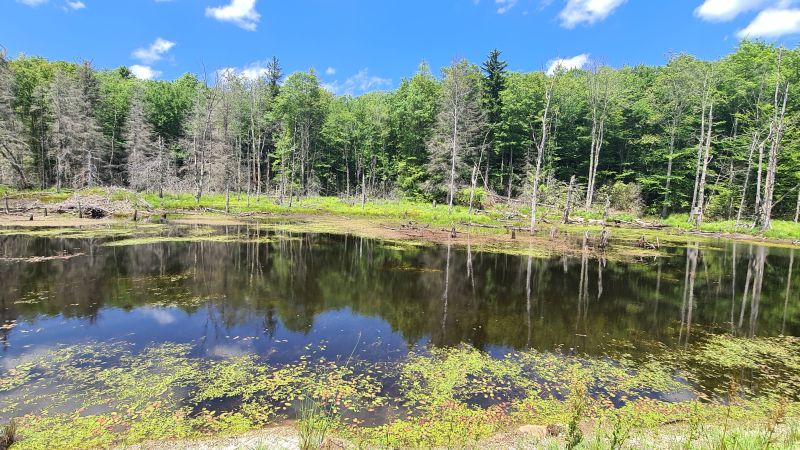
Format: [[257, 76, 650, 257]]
[[325, 67, 336, 76], [216, 61, 273, 81], [16, 0, 48, 6], [129, 65, 161, 80], [209, 344, 252, 358], [206, 0, 260, 31], [322, 69, 392, 96], [737, 7, 800, 38], [695, 0, 771, 22], [496, 0, 519, 14], [559, 0, 626, 28], [546, 53, 590, 75], [141, 308, 177, 325], [65, 0, 85, 9], [132, 38, 175, 64]]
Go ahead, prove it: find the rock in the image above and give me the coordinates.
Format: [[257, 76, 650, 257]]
[[546, 424, 565, 437], [518, 424, 548, 438]]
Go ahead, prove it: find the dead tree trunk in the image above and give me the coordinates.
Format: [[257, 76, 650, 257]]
[[693, 102, 714, 229], [736, 130, 759, 226], [795, 188, 800, 223], [530, 76, 555, 232], [361, 172, 366, 209], [563, 175, 576, 224], [448, 103, 459, 215], [756, 65, 789, 230], [585, 67, 610, 210], [689, 73, 711, 225]]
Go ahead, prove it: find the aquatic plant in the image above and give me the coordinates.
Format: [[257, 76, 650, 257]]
[[565, 377, 588, 450], [0, 419, 16, 450], [3, 335, 800, 448], [297, 399, 336, 450]]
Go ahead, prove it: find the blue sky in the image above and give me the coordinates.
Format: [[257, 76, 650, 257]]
[[3, 0, 800, 95]]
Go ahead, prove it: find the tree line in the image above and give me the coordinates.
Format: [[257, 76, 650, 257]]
[[0, 42, 798, 229]]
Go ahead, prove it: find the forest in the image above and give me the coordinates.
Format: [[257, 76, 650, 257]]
[[0, 41, 798, 231]]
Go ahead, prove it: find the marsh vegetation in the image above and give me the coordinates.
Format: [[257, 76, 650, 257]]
[[0, 223, 799, 448]]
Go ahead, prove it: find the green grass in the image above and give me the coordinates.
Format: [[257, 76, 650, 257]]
[[141, 192, 502, 227], [663, 213, 800, 240], [4, 186, 800, 243]]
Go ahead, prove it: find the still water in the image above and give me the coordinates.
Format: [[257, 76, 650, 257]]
[[0, 225, 797, 420]]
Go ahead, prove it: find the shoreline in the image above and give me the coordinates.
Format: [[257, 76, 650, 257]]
[[1, 206, 798, 258]]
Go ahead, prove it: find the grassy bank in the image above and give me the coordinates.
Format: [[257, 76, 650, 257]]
[[3, 187, 800, 244]]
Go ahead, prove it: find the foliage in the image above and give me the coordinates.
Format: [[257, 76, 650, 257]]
[[455, 186, 487, 209], [2, 333, 800, 448], [2, 43, 800, 228], [0, 420, 16, 450], [297, 400, 336, 450]]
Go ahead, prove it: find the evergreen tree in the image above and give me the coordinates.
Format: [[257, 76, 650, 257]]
[[481, 49, 507, 191]]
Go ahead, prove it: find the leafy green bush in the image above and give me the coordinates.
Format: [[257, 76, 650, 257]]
[[455, 187, 487, 209], [705, 189, 735, 220], [600, 182, 643, 215]]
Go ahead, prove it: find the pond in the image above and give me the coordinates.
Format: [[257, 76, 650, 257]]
[[0, 224, 798, 444]]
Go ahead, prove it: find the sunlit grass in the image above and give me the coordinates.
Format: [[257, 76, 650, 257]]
[[141, 192, 502, 227], [663, 213, 800, 240], [3, 184, 800, 242]]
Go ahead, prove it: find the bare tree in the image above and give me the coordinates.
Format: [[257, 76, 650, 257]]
[[692, 102, 714, 228], [427, 59, 485, 214], [584, 65, 611, 209], [124, 88, 158, 192], [74, 62, 105, 188], [185, 70, 219, 203], [529, 73, 555, 231], [0, 50, 29, 188], [755, 48, 790, 231], [47, 71, 82, 191], [688, 68, 715, 227]]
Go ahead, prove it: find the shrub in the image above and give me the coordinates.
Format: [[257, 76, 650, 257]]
[[298, 400, 336, 450], [0, 419, 16, 450], [455, 187, 487, 209], [599, 182, 643, 215], [704, 189, 736, 220]]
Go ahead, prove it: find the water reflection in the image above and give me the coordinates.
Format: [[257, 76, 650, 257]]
[[0, 226, 798, 361]]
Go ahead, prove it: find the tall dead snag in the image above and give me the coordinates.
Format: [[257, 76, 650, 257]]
[[529, 74, 555, 232], [186, 70, 220, 204], [735, 103, 761, 226], [468, 134, 488, 216], [124, 88, 159, 192], [755, 48, 790, 231], [427, 59, 485, 215], [794, 188, 800, 223], [689, 69, 714, 228], [692, 102, 714, 229], [563, 175, 576, 224], [584, 66, 611, 210], [0, 50, 30, 188]]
